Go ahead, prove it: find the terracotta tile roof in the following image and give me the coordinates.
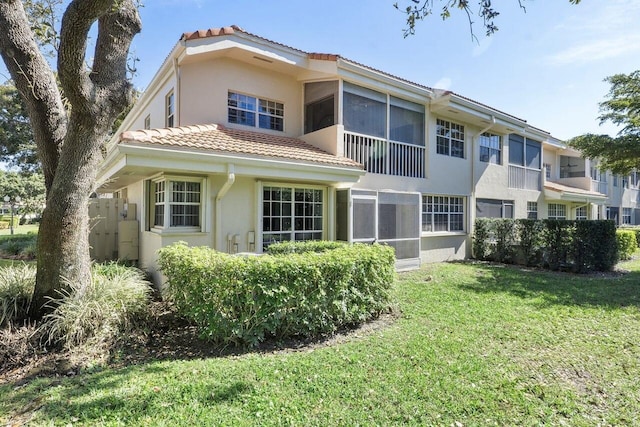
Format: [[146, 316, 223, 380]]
[[544, 181, 607, 198], [178, 26, 542, 131], [120, 124, 363, 170]]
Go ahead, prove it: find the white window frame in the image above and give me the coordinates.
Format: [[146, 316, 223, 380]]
[[228, 91, 284, 132], [548, 203, 567, 220], [479, 133, 501, 164], [422, 195, 465, 234], [260, 183, 325, 250], [436, 118, 465, 159], [527, 201, 538, 219], [144, 114, 151, 130], [575, 206, 588, 221], [622, 207, 632, 225], [165, 91, 175, 127], [544, 163, 552, 180], [151, 176, 204, 233]]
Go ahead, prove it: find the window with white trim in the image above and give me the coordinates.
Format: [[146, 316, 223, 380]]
[[479, 133, 501, 164], [544, 163, 552, 180], [548, 203, 566, 220], [422, 195, 465, 232], [228, 91, 284, 131], [144, 114, 151, 130], [576, 206, 588, 221], [165, 91, 175, 127], [527, 201, 538, 219], [436, 118, 465, 158], [262, 185, 323, 249], [152, 178, 202, 230], [622, 207, 632, 225]]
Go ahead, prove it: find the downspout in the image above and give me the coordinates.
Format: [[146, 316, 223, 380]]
[[470, 116, 496, 256], [173, 58, 181, 126], [216, 164, 236, 251]]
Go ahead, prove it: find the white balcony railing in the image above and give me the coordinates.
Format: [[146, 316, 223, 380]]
[[508, 165, 541, 191], [591, 180, 608, 194], [343, 131, 425, 178]]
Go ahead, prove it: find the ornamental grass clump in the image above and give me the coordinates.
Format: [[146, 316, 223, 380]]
[[41, 263, 151, 350], [0, 263, 35, 326]]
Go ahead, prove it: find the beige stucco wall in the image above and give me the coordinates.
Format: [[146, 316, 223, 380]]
[[179, 58, 303, 137], [421, 235, 468, 262]]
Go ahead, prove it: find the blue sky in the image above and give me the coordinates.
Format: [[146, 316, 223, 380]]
[[4, 0, 640, 140]]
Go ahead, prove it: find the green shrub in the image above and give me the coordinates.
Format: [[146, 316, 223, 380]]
[[0, 264, 36, 326], [494, 219, 518, 263], [473, 218, 493, 260], [159, 242, 395, 347], [41, 263, 151, 349], [517, 219, 544, 267], [0, 233, 37, 259], [542, 220, 574, 271], [616, 229, 637, 261], [266, 240, 346, 255]]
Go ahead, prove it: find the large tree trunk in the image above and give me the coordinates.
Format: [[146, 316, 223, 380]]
[[0, 0, 141, 319], [31, 122, 106, 315]]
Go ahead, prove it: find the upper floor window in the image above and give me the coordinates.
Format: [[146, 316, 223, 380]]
[[548, 203, 566, 220], [228, 91, 284, 131], [342, 83, 425, 146], [343, 83, 386, 138], [436, 118, 465, 158], [165, 91, 175, 127], [422, 195, 464, 232], [152, 177, 202, 231], [508, 134, 540, 169], [631, 171, 640, 188], [305, 81, 337, 134], [544, 163, 552, 180], [479, 133, 501, 164], [144, 114, 151, 130]]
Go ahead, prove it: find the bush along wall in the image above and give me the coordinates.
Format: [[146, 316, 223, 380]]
[[616, 229, 637, 261], [158, 242, 396, 347], [473, 218, 619, 273]]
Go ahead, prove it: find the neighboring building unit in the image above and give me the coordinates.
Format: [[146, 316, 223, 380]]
[[98, 25, 637, 283]]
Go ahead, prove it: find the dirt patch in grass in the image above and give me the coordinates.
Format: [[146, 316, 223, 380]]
[[0, 301, 400, 386]]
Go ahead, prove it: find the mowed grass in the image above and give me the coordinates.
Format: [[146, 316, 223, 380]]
[[0, 224, 38, 236], [2, 259, 640, 426]]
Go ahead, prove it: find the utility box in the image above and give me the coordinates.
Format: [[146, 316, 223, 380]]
[[118, 220, 139, 261]]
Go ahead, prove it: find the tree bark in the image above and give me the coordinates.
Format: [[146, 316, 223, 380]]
[[0, 0, 141, 318]]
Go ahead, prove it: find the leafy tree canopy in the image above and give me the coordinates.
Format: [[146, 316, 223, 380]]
[[569, 71, 640, 175], [395, 0, 582, 38], [0, 82, 39, 172]]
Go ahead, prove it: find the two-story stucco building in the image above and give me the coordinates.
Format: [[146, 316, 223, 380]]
[[98, 25, 640, 282]]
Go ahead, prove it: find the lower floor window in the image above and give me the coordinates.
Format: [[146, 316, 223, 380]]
[[422, 195, 464, 232], [527, 201, 538, 219], [548, 203, 567, 220], [262, 185, 323, 249], [622, 207, 632, 225], [152, 178, 202, 230], [575, 206, 588, 221], [476, 198, 513, 219]]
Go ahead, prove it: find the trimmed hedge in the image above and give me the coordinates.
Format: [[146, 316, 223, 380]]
[[474, 218, 618, 272], [266, 240, 346, 255], [616, 229, 637, 261], [158, 242, 396, 347]]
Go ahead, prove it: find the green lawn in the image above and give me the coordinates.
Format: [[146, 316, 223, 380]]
[[2, 259, 640, 426], [0, 223, 38, 236]]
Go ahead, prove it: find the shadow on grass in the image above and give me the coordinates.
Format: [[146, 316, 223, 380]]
[[2, 364, 255, 425], [453, 261, 640, 309]]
